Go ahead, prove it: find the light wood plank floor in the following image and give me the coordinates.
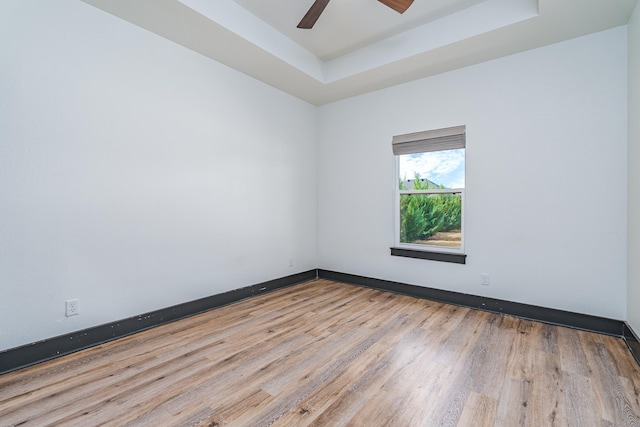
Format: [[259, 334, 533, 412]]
[[1, 279, 639, 426]]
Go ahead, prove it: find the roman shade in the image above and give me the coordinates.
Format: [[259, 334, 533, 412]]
[[392, 125, 466, 155]]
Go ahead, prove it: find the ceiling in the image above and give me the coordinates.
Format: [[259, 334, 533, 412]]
[[232, 0, 489, 61], [82, 0, 637, 106]]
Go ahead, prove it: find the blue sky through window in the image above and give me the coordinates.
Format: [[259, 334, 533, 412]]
[[399, 149, 465, 189]]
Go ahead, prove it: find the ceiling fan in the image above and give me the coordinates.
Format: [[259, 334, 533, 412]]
[[297, 0, 414, 29]]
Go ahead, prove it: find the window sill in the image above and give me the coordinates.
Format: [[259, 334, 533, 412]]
[[390, 247, 467, 264]]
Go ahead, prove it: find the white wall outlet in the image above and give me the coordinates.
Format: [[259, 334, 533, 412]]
[[65, 299, 79, 317], [289, 258, 294, 268], [480, 274, 490, 286]]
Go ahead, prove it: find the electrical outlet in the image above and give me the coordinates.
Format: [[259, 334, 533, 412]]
[[65, 299, 79, 317], [289, 258, 294, 268], [480, 274, 490, 286]]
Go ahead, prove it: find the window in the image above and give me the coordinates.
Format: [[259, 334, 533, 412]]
[[391, 126, 466, 264]]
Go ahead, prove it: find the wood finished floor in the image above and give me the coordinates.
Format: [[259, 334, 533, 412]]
[[1, 279, 639, 426]]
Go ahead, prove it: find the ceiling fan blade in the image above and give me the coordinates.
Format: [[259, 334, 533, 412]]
[[378, 0, 414, 14], [297, 0, 331, 29]]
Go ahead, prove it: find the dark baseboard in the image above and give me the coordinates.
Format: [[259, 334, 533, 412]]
[[0, 269, 317, 375], [318, 269, 624, 337], [623, 323, 640, 366], [2, 268, 633, 375]]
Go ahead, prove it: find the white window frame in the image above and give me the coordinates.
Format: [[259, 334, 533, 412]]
[[392, 125, 466, 256]]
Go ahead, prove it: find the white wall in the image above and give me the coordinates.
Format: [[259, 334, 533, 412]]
[[0, 1, 632, 354], [628, 3, 640, 333], [0, 1, 317, 351], [318, 27, 628, 319]]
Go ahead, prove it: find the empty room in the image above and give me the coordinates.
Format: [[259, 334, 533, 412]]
[[1, 0, 640, 425]]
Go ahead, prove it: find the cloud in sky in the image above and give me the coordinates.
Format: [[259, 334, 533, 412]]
[[399, 149, 465, 189]]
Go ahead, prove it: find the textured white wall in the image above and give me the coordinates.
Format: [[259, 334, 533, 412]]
[[628, 3, 640, 333], [0, 1, 317, 351], [318, 27, 628, 319]]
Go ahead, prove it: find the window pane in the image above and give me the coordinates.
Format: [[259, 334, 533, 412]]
[[399, 193, 462, 248], [399, 149, 465, 190]]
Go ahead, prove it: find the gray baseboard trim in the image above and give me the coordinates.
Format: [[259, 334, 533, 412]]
[[318, 269, 625, 337], [3, 268, 635, 375], [0, 270, 317, 375], [623, 323, 640, 367]]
